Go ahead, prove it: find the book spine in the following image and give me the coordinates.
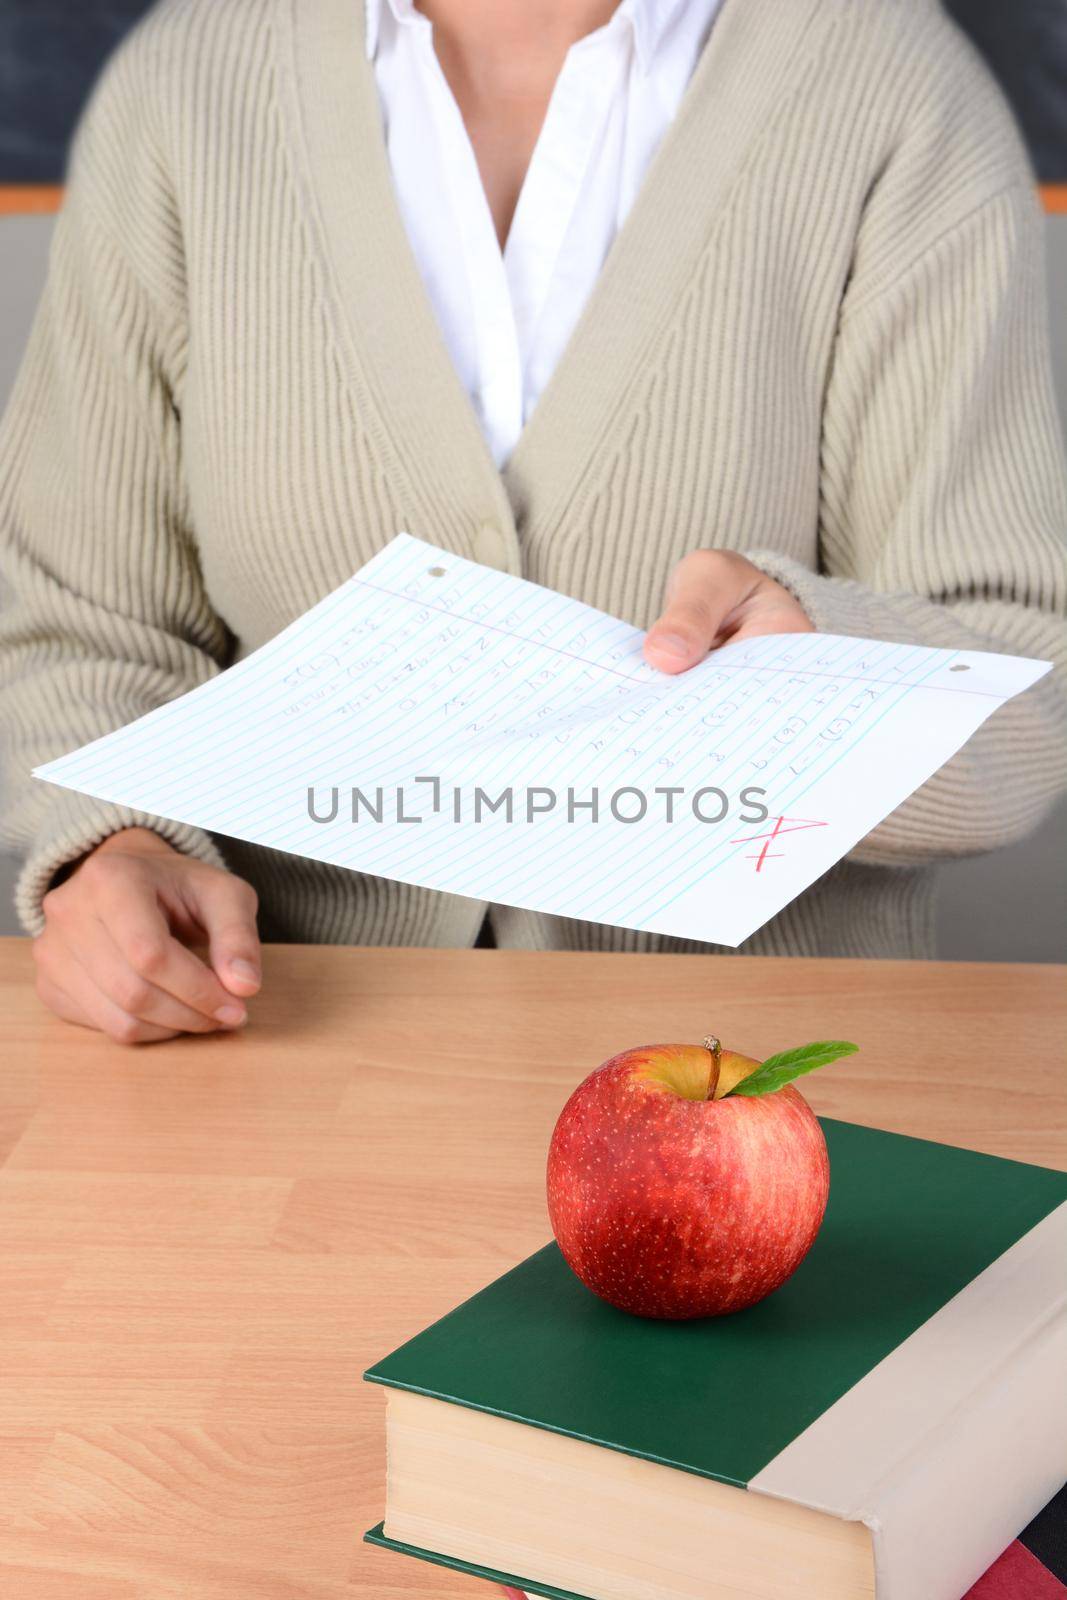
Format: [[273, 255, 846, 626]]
[[866, 1301, 1067, 1600], [749, 1204, 1067, 1600]]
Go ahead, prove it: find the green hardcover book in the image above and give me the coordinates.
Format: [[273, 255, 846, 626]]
[[364, 1119, 1067, 1600]]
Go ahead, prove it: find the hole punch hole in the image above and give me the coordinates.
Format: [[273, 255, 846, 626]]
[[949, 664, 970, 672], [428, 566, 447, 578]]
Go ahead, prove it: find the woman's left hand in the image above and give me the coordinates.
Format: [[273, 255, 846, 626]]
[[643, 550, 813, 674]]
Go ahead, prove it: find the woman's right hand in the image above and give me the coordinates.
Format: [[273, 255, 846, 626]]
[[33, 827, 262, 1044]]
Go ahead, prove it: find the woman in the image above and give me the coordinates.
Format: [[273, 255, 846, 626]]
[[0, 0, 1064, 1043]]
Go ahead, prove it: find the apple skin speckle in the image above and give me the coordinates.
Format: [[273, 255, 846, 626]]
[[546, 1045, 829, 1320]]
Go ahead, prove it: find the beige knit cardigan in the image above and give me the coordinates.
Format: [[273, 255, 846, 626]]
[[1, 0, 1065, 958]]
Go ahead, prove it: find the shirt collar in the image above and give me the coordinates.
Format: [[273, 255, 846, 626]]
[[364, 0, 380, 60], [365, 0, 694, 73], [365, 0, 428, 61], [619, 0, 692, 75]]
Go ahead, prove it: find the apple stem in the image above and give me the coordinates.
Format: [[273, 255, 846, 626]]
[[702, 1036, 722, 1099]]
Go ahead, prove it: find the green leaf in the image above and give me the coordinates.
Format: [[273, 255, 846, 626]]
[[724, 1040, 859, 1098]]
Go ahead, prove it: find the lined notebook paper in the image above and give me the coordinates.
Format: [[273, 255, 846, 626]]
[[35, 534, 1051, 947]]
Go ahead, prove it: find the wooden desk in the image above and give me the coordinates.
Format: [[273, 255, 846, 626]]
[[1, 940, 1064, 1598]]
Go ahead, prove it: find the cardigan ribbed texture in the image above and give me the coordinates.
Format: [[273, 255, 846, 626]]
[[1, 0, 1065, 958]]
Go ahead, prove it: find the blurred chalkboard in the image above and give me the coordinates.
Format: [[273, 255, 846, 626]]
[[0, 1, 155, 183], [0, 0, 1065, 184], [945, 0, 1067, 182]]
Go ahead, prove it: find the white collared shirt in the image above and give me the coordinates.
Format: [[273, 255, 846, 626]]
[[366, 0, 723, 467]]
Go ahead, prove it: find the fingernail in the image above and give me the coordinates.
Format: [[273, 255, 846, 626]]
[[648, 632, 691, 659], [215, 1003, 247, 1027], [229, 959, 260, 985]]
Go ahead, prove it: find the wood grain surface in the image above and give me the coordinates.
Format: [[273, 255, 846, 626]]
[[1, 938, 1064, 1599]]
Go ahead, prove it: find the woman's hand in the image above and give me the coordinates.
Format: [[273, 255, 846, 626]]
[[644, 551, 813, 673], [33, 828, 262, 1044]]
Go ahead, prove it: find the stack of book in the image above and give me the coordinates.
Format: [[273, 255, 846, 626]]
[[364, 1119, 1066, 1600]]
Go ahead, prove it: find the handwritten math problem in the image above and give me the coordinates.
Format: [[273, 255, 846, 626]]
[[36, 535, 1050, 946]]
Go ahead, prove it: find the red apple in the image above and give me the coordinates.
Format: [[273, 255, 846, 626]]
[[546, 1039, 830, 1319]]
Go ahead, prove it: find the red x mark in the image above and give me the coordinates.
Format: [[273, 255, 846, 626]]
[[730, 814, 828, 872]]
